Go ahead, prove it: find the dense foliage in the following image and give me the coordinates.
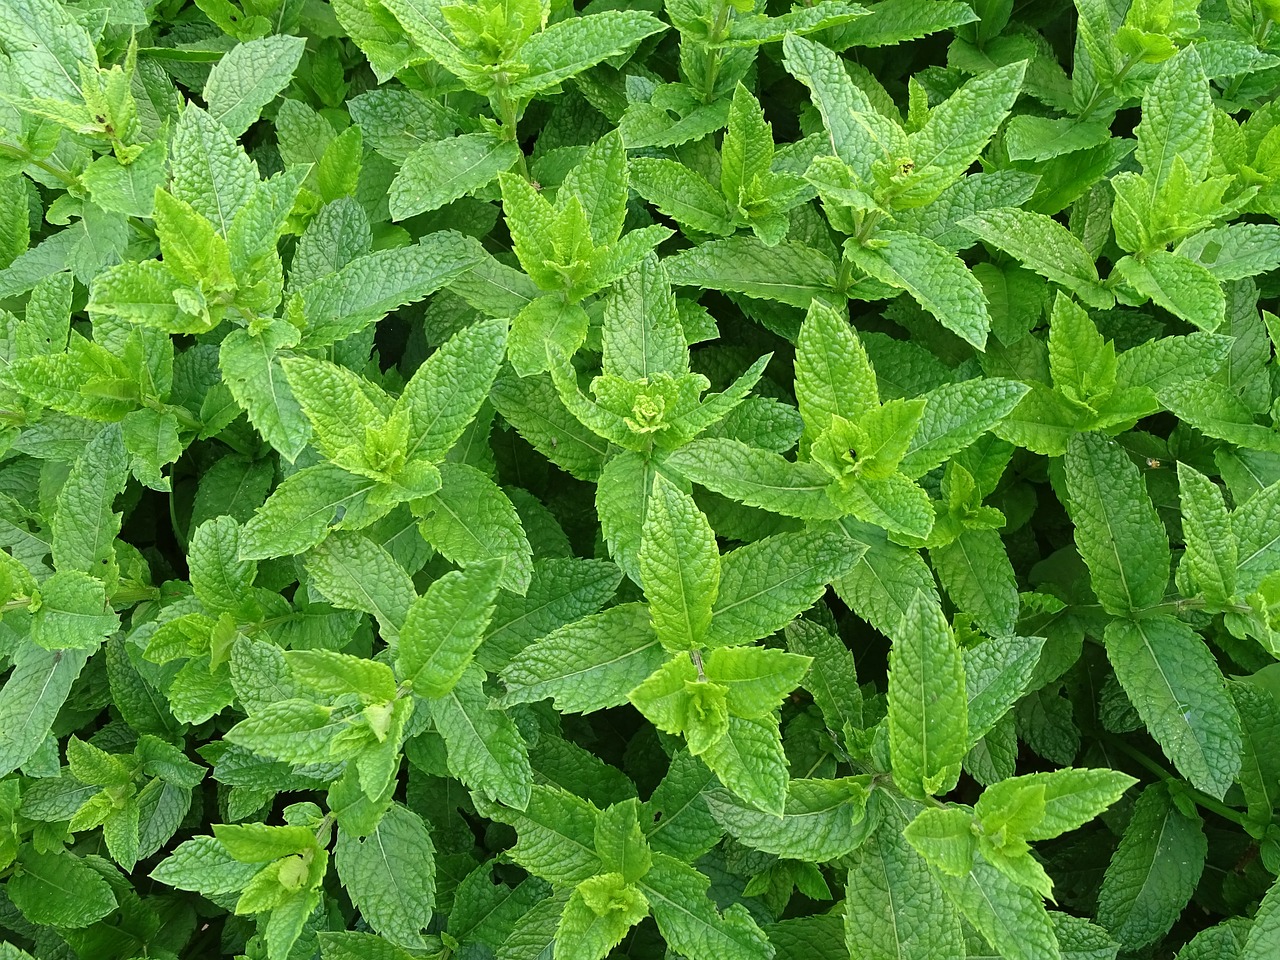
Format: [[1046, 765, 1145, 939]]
[[1, 0, 1280, 957]]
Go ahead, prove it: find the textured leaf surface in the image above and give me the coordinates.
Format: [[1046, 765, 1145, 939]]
[[1104, 617, 1241, 799]]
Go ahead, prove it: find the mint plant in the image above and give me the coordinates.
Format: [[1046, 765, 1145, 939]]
[[2, 0, 1280, 958]]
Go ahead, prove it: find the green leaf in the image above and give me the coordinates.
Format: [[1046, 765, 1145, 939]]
[[601, 255, 688, 382], [844, 803, 963, 960], [1104, 617, 1242, 799], [563, 131, 629, 249], [189, 516, 257, 617], [334, 803, 435, 948], [931, 529, 1018, 638], [399, 560, 502, 697], [30, 570, 118, 650], [390, 133, 521, 220], [8, 848, 117, 928], [643, 749, 722, 862], [847, 231, 990, 348], [1062, 433, 1170, 615], [1114, 252, 1225, 332], [204, 35, 306, 137], [418, 462, 533, 595], [1158, 380, 1280, 454], [639, 474, 719, 651], [705, 777, 869, 862], [1097, 784, 1206, 952], [1177, 463, 1237, 607], [220, 321, 310, 462], [1136, 46, 1213, 194], [903, 806, 976, 877], [899, 378, 1028, 479], [170, 106, 257, 235], [629, 158, 735, 236], [496, 784, 602, 884], [299, 234, 483, 346], [663, 438, 844, 520], [430, 664, 532, 810], [976, 767, 1135, 842], [963, 634, 1045, 744], [637, 853, 773, 960], [888, 591, 968, 798], [782, 33, 886, 180], [305, 532, 416, 643], [0, 646, 89, 778], [1242, 873, 1280, 960], [795, 298, 880, 443], [722, 83, 775, 211], [937, 858, 1061, 960], [491, 373, 611, 481], [240, 463, 382, 560], [707, 529, 863, 647], [908, 61, 1025, 181], [666, 237, 838, 307], [496, 604, 665, 716], [224, 698, 338, 764], [557, 874, 648, 960], [786, 618, 863, 736], [400, 315, 508, 465], [52, 423, 128, 575], [1231, 680, 1280, 833], [508, 10, 667, 100], [960, 208, 1113, 309], [699, 714, 788, 816]]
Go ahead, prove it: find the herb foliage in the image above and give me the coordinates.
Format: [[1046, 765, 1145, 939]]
[[1, 0, 1279, 958]]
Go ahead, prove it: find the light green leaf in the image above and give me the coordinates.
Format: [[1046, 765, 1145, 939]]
[[204, 35, 306, 137], [638, 474, 718, 653], [699, 714, 788, 816], [847, 231, 990, 348], [899, 378, 1028, 479], [508, 10, 667, 100], [705, 777, 869, 862], [1136, 46, 1212, 193], [299, 234, 483, 346], [932, 526, 1018, 634], [795, 298, 880, 442], [170, 106, 257, 235], [666, 237, 838, 307], [888, 591, 968, 798], [1176, 463, 1237, 607], [638, 852, 774, 960], [844, 802, 962, 960], [0, 646, 89, 778], [499, 604, 665, 716], [399, 561, 503, 698], [305, 532, 416, 643], [52, 423, 128, 575], [629, 158, 735, 236], [417, 462, 533, 596], [601, 255, 688, 382], [1062, 433, 1170, 615], [707, 529, 863, 647], [220, 321, 309, 462], [240, 463, 382, 560], [1104, 617, 1242, 799], [1114, 252, 1225, 332], [390, 133, 521, 220], [334, 803, 435, 948], [937, 858, 1060, 960], [960, 208, 1112, 309], [963, 634, 1045, 745], [430, 664, 532, 810], [662, 438, 844, 520]]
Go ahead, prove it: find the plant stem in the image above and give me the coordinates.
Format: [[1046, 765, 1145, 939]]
[[700, 0, 734, 104], [1104, 734, 1246, 826]]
